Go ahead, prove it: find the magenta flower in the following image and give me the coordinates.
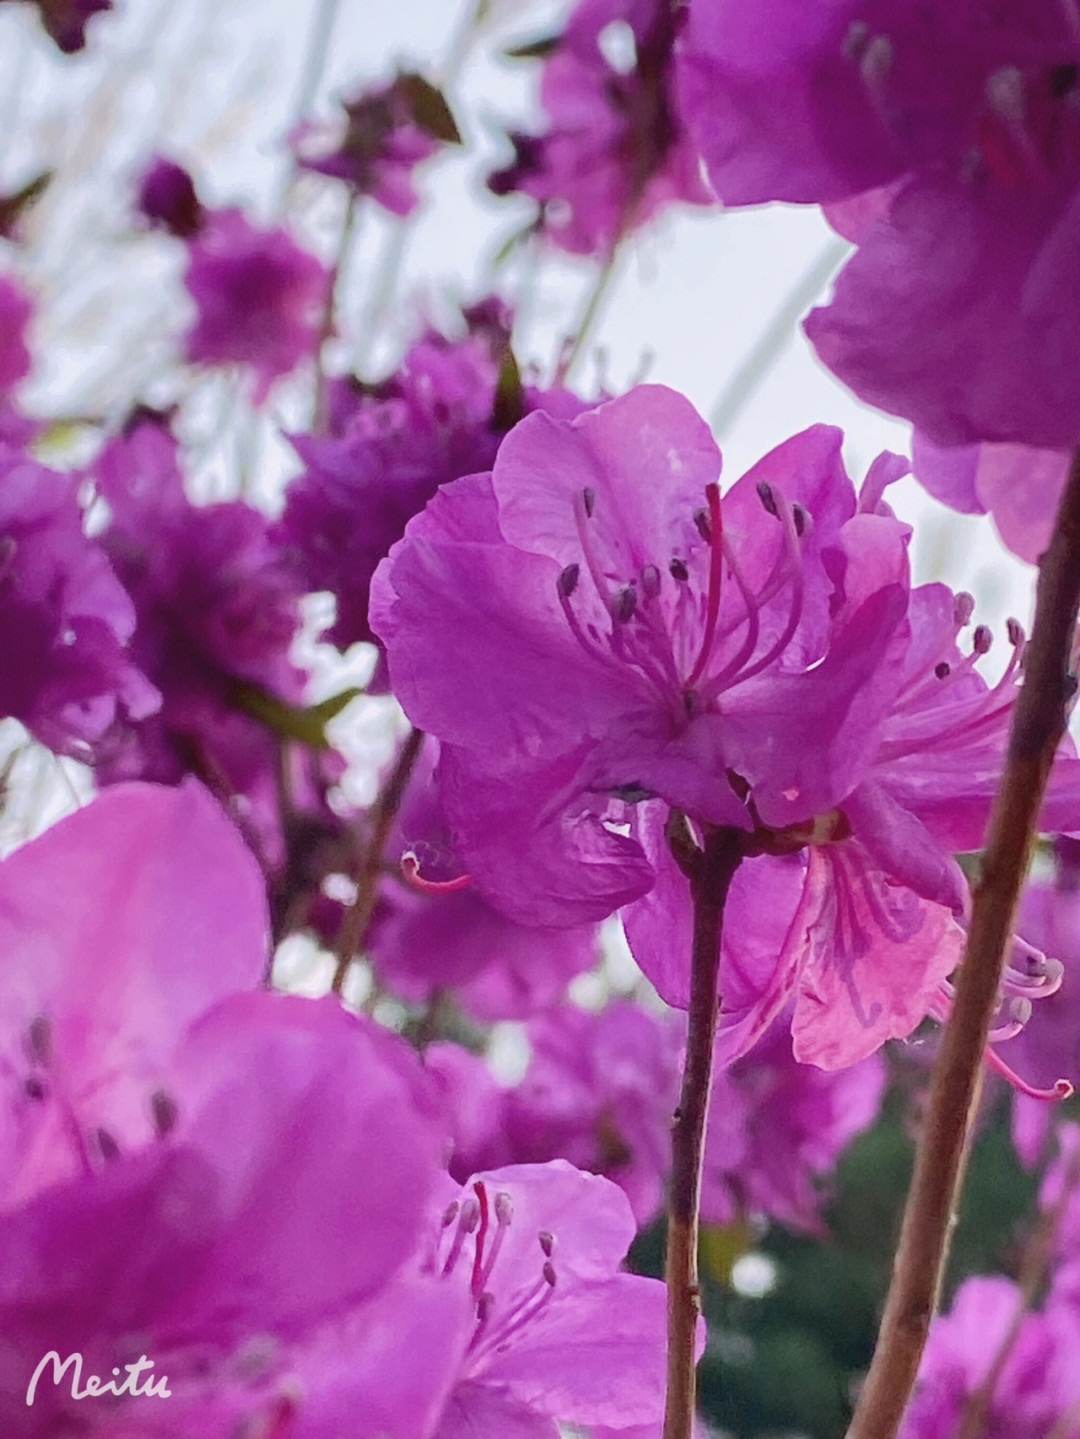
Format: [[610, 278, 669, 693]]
[[702, 1016, 886, 1232], [136, 155, 203, 238], [680, 2, 1080, 448], [0, 444, 157, 756], [422, 1161, 681, 1437], [8, 0, 112, 52], [88, 412, 323, 870], [0, 275, 32, 393], [292, 72, 458, 215], [900, 1276, 1080, 1439], [0, 782, 457, 1437], [372, 387, 911, 928], [279, 306, 585, 662], [369, 740, 600, 1021], [503, 1001, 683, 1225], [184, 207, 329, 403], [489, 0, 712, 255]]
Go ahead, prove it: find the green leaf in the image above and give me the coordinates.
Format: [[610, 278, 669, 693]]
[[229, 681, 363, 749], [491, 345, 526, 430]]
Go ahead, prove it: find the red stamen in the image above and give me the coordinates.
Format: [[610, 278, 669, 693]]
[[685, 482, 723, 689], [470, 1181, 490, 1297], [401, 852, 473, 893], [984, 1046, 1074, 1101]]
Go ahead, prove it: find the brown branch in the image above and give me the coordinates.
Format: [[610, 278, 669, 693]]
[[331, 726, 425, 994], [846, 448, 1080, 1439], [664, 817, 745, 1439]]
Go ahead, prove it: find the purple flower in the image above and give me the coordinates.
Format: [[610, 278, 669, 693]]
[[292, 72, 459, 215], [88, 413, 321, 870], [136, 155, 204, 238], [0, 444, 157, 756], [702, 1016, 886, 1232], [623, 504, 1080, 1068], [184, 207, 329, 403], [279, 307, 586, 659], [422, 1161, 682, 1437], [372, 387, 911, 929], [0, 275, 32, 393], [900, 1276, 1080, 1439], [680, 2, 1080, 448], [489, 0, 712, 255], [0, 782, 457, 1437], [8, 0, 112, 52], [369, 740, 600, 1020], [502, 1001, 683, 1225]]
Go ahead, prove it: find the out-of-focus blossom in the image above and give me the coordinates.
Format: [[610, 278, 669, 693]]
[[489, 0, 712, 255], [136, 155, 204, 238], [279, 304, 585, 663], [88, 411, 331, 874], [6, 0, 112, 52], [680, 2, 1080, 450], [900, 1276, 1080, 1438], [0, 275, 32, 393], [293, 71, 460, 214], [184, 207, 329, 403], [503, 1001, 682, 1225], [0, 781, 458, 1438], [702, 1017, 886, 1232], [0, 445, 157, 756]]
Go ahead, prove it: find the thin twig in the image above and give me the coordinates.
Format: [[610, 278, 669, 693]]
[[846, 449, 1080, 1439], [331, 727, 425, 994], [664, 816, 745, 1439], [555, 248, 621, 385]]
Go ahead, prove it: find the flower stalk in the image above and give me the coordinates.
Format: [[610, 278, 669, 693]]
[[846, 448, 1080, 1439], [664, 816, 745, 1439]]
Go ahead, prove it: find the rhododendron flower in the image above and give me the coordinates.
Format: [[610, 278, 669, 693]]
[[6, 0, 112, 52], [293, 72, 459, 214], [369, 739, 599, 1020], [680, 2, 1080, 448], [422, 1162, 682, 1437], [0, 782, 456, 1437], [900, 1276, 1080, 1438], [0, 445, 157, 756], [489, 0, 712, 254], [279, 304, 585, 663], [0, 275, 32, 392], [372, 386, 911, 928], [702, 1016, 886, 1232], [88, 412, 325, 868], [502, 1001, 683, 1225], [136, 155, 203, 238], [184, 207, 329, 403]]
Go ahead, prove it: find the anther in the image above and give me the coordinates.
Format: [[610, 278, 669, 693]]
[[441, 1200, 460, 1228], [557, 563, 580, 598], [641, 564, 661, 598], [985, 66, 1025, 121], [669, 557, 689, 582], [150, 1089, 178, 1138], [542, 1260, 557, 1287], [494, 1191, 514, 1225], [582, 486, 596, 518], [26, 1014, 51, 1066], [935, 661, 951, 679], [756, 481, 778, 518], [23, 1075, 45, 1101], [954, 592, 975, 626], [538, 1230, 554, 1257], [791, 503, 810, 538], [972, 624, 992, 655], [842, 19, 869, 61], [609, 585, 637, 623], [693, 507, 712, 543], [1007, 617, 1024, 646]]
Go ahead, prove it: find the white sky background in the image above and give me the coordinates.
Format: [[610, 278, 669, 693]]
[[0, 0, 1037, 659]]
